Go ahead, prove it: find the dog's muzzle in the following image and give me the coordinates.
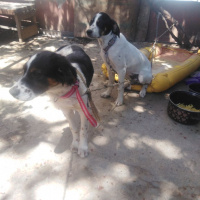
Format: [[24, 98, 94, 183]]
[[9, 86, 20, 97], [9, 82, 36, 101]]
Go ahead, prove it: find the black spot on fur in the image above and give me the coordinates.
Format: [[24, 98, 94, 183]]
[[98, 12, 120, 37], [50, 53, 77, 86], [57, 45, 94, 87]]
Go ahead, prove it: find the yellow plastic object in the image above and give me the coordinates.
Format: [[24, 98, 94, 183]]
[[101, 45, 200, 93]]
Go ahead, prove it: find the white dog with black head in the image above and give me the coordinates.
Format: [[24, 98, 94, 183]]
[[87, 12, 152, 106], [9, 45, 96, 158]]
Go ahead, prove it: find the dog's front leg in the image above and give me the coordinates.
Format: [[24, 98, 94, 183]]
[[63, 110, 79, 152], [78, 112, 89, 158], [101, 65, 115, 98], [116, 69, 126, 106]]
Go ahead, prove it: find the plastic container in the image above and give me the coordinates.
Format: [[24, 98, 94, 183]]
[[168, 91, 200, 125]]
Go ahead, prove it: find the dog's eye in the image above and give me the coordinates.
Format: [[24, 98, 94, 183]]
[[30, 70, 42, 78], [96, 20, 100, 26]]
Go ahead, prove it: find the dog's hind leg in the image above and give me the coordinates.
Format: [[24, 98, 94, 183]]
[[124, 80, 131, 90], [138, 71, 152, 98]]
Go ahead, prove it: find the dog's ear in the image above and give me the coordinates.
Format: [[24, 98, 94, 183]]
[[111, 19, 120, 37], [50, 54, 77, 85]]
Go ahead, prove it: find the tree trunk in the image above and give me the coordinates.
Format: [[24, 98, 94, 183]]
[[135, 0, 151, 42]]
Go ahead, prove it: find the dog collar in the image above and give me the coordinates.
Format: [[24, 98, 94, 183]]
[[103, 34, 117, 72], [61, 80, 79, 98], [103, 34, 117, 54]]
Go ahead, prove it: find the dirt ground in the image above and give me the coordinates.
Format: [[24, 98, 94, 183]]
[[0, 30, 200, 200]]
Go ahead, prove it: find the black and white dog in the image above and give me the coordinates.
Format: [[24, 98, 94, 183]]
[[9, 45, 95, 157], [87, 12, 152, 106]]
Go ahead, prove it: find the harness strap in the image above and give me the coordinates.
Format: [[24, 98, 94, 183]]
[[61, 80, 98, 127], [76, 70, 100, 122]]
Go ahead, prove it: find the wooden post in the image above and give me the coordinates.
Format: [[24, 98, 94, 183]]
[[14, 14, 23, 42]]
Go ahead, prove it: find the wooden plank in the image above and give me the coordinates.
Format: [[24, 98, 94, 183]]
[[20, 24, 38, 41], [0, 0, 35, 3], [14, 13, 23, 41], [15, 10, 36, 20], [0, 24, 17, 30], [0, 1, 35, 15]]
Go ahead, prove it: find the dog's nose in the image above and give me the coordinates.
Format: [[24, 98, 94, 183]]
[[86, 29, 92, 36], [9, 86, 20, 97]]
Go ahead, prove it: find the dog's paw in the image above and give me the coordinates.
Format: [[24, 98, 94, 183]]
[[101, 91, 111, 98], [115, 95, 123, 106], [139, 85, 148, 98], [139, 90, 146, 98], [78, 145, 89, 158], [71, 140, 79, 152], [115, 97, 123, 106]]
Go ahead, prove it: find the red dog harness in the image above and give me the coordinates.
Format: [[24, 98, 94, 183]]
[[61, 81, 98, 127]]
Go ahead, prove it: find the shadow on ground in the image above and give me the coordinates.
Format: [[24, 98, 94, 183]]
[[0, 31, 200, 200]]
